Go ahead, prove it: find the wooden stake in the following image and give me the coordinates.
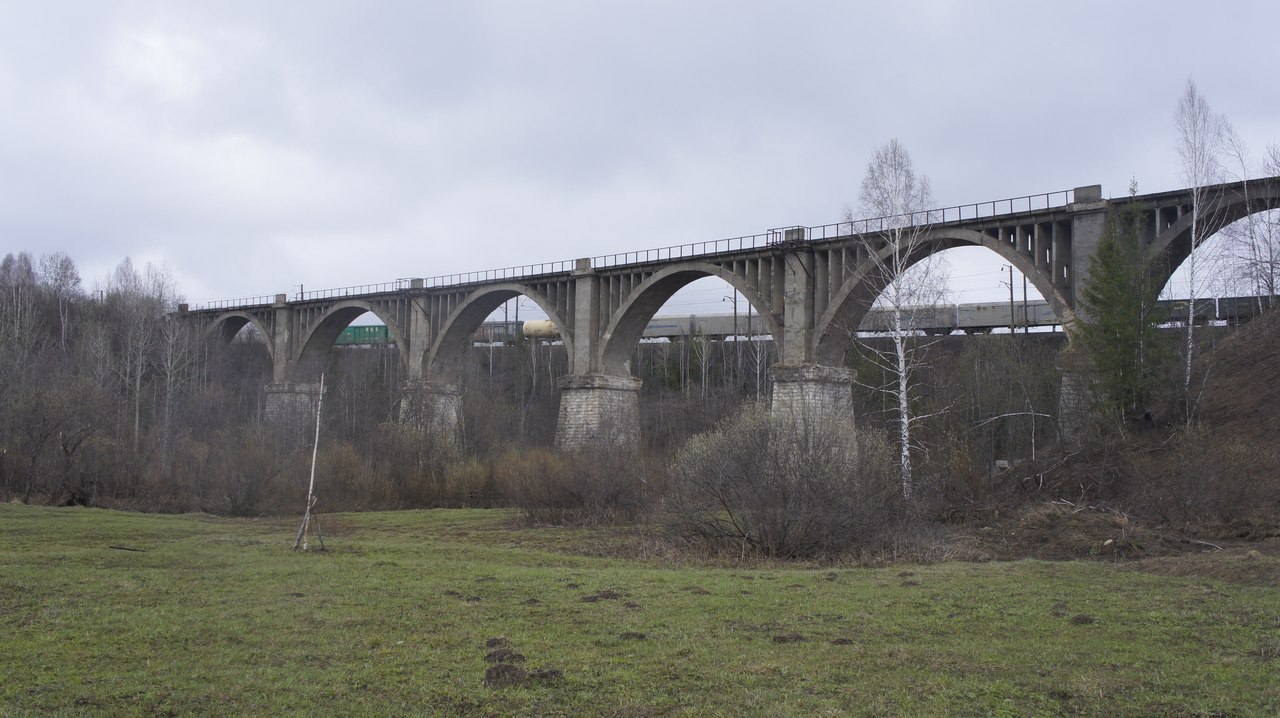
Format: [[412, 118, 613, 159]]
[[294, 374, 326, 552]]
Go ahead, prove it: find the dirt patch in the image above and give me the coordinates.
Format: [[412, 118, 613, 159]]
[[619, 632, 646, 641], [771, 633, 806, 644], [479, 637, 565, 689], [484, 663, 526, 688], [485, 649, 525, 663], [830, 638, 854, 646], [964, 501, 1189, 562], [1070, 614, 1095, 625], [581, 589, 624, 603]]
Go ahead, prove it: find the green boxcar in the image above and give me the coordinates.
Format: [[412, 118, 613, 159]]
[[336, 325, 389, 345]]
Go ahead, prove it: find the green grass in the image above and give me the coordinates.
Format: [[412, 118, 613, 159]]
[[1, 504, 1277, 716]]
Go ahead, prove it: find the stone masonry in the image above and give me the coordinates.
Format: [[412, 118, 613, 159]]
[[555, 374, 642, 450], [769, 364, 856, 424], [399, 380, 464, 444]]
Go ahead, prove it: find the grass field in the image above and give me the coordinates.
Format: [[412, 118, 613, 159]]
[[2, 503, 1277, 717]]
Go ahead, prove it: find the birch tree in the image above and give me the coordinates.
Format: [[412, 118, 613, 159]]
[[846, 138, 946, 500], [1174, 78, 1225, 406], [105, 259, 181, 450], [37, 252, 81, 351], [1221, 126, 1280, 306]]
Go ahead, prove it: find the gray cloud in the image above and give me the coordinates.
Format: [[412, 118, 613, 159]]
[[1, 0, 1276, 305]]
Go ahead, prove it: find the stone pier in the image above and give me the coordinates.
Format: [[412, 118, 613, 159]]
[[769, 364, 856, 445], [555, 374, 642, 450], [263, 382, 320, 425], [770, 364, 854, 420], [1055, 348, 1095, 444], [400, 380, 464, 444]]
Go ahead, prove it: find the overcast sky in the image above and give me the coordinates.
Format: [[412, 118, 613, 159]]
[[3, 1, 1277, 314]]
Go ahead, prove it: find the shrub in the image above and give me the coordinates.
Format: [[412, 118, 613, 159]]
[[666, 405, 908, 559], [1124, 426, 1280, 533], [493, 446, 659, 526]]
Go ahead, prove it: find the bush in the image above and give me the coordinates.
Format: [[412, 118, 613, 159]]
[[666, 405, 909, 559], [493, 447, 659, 526], [1124, 426, 1280, 534]]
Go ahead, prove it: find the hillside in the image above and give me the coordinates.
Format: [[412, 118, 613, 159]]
[[1199, 306, 1280, 441]]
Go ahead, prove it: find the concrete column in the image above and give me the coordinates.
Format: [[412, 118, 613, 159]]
[[555, 374, 642, 451], [404, 279, 429, 381], [568, 258, 599, 375], [268, 294, 293, 383], [400, 380, 463, 444], [1067, 185, 1107, 318], [778, 239, 815, 365]]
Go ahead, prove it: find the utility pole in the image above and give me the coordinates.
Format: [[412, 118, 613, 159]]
[[1022, 274, 1029, 335], [723, 293, 739, 385], [1005, 266, 1016, 334]]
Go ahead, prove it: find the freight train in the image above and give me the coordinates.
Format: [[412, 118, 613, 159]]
[[334, 296, 1273, 346]]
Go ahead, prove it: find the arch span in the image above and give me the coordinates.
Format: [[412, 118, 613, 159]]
[[294, 300, 410, 381], [813, 227, 1073, 364], [205, 311, 275, 362], [426, 283, 571, 381], [1146, 180, 1280, 296], [599, 262, 780, 376]]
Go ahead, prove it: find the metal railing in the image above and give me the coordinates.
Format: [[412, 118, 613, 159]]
[[592, 232, 777, 269], [421, 260, 578, 288], [809, 189, 1076, 240], [297, 279, 414, 301], [187, 295, 275, 310], [190, 187, 1077, 310]]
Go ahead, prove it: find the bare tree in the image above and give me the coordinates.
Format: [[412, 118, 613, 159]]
[[37, 252, 81, 351], [1221, 127, 1280, 306], [156, 314, 194, 484], [105, 258, 181, 450], [845, 138, 947, 500], [1174, 78, 1225, 405]]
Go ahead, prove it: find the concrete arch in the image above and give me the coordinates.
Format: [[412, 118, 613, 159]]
[[295, 300, 410, 381], [426, 282, 570, 381], [599, 261, 780, 376], [1147, 182, 1280, 296], [205, 311, 275, 363], [813, 227, 1073, 364]]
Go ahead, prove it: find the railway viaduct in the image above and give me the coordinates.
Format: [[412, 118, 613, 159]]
[[181, 176, 1280, 448]]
